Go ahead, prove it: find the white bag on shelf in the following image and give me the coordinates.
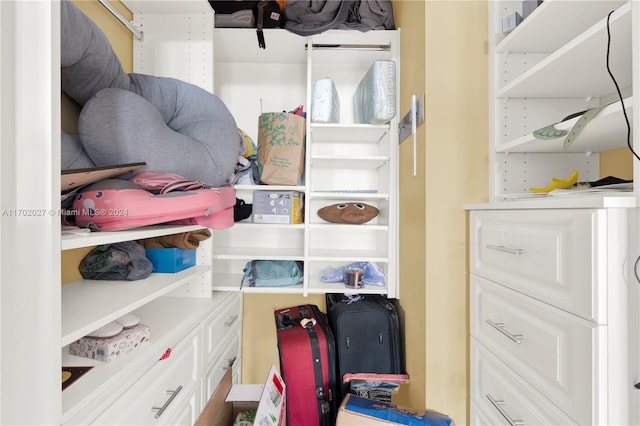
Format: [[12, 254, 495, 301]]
[[353, 60, 397, 124], [311, 78, 340, 123]]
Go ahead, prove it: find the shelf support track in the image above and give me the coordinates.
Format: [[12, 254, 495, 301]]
[[98, 0, 143, 41]]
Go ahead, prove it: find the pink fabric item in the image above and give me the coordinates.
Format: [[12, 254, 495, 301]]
[[72, 181, 235, 231]]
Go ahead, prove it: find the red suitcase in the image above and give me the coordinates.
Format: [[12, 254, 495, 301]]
[[274, 304, 337, 426]]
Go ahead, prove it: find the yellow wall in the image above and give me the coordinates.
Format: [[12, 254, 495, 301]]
[[61, 1, 134, 282], [394, 0, 427, 414], [423, 1, 488, 424]]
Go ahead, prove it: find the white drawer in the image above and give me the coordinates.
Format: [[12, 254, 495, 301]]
[[203, 292, 241, 366], [201, 331, 241, 408], [471, 339, 578, 426], [470, 209, 602, 321], [471, 275, 601, 425], [91, 326, 202, 425]]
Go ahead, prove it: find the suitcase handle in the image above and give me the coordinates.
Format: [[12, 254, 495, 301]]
[[276, 313, 317, 330]]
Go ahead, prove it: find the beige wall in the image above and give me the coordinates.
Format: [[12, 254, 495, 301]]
[[423, 1, 488, 424], [394, 0, 427, 414]]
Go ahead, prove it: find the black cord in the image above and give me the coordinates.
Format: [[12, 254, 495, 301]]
[[606, 10, 639, 161]]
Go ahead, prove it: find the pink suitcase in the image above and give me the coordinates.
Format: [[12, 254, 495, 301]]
[[71, 179, 235, 231]]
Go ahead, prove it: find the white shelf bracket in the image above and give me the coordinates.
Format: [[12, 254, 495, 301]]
[[98, 0, 143, 41], [399, 93, 425, 176]]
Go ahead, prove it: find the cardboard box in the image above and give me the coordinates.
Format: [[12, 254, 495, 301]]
[[336, 394, 454, 426], [68, 324, 150, 362], [196, 364, 286, 426], [252, 190, 304, 224], [145, 247, 196, 273]]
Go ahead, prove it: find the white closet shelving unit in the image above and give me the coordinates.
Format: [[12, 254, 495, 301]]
[[2, 1, 242, 424], [212, 28, 400, 297], [467, 1, 640, 424], [487, 0, 636, 203], [123, 1, 401, 298]]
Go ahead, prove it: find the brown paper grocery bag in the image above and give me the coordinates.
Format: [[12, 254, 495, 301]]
[[257, 112, 306, 186]]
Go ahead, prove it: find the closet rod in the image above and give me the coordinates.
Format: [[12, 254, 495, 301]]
[[98, 0, 143, 41], [306, 43, 391, 51]]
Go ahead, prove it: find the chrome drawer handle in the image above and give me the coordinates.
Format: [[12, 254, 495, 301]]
[[486, 244, 524, 255], [152, 385, 183, 419], [222, 356, 237, 371], [224, 315, 239, 327], [486, 393, 524, 426], [486, 319, 523, 344]]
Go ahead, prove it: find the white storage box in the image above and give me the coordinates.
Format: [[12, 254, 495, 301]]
[[312, 78, 340, 123], [353, 60, 397, 124]]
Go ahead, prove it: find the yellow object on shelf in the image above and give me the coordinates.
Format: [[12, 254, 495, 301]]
[[529, 169, 579, 194]]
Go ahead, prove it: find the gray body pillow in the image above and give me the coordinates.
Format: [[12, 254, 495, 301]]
[[60, 0, 241, 187]]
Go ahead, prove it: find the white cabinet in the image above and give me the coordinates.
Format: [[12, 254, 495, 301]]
[[469, 208, 637, 425], [467, 1, 640, 424]]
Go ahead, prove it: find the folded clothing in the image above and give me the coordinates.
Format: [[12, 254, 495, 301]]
[[140, 229, 212, 250]]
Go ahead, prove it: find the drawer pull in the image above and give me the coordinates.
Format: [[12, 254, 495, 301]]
[[486, 393, 524, 426], [152, 385, 183, 419], [222, 356, 237, 371], [224, 315, 239, 327], [486, 244, 524, 255], [486, 319, 523, 344]]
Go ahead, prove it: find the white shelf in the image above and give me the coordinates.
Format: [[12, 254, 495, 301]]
[[310, 155, 390, 168], [61, 224, 205, 251], [308, 249, 388, 262], [465, 192, 637, 210], [211, 272, 305, 293], [241, 285, 305, 294], [497, 97, 633, 153], [212, 247, 304, 260], [309, 191, 388, 200], [234, 184, 306, 193], [310, 123, 390, 141], [305, 283, 389, 295], [496, 0, 627, 53], [61, 295, 226, 423], [497, 1, 632, 99], [61, 265, 210, 347], [230, 222, 305, 230], [308, 223, 389, 231]]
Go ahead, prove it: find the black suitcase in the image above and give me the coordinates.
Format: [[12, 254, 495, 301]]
[[274, 304, 338, 426], [325, 294, 404, 401]]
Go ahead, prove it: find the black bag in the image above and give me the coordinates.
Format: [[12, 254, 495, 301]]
[[284, 0, 395, 36], [209, 0, 283, 48], [79, 241, 153, 281]]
